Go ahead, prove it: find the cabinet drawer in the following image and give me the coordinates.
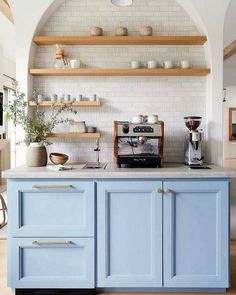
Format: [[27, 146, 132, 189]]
[[8, 180, 94, 237], [9, 238, 94, 289]]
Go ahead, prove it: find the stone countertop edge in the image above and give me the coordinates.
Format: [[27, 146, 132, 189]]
[[2, 163, 236, 179]]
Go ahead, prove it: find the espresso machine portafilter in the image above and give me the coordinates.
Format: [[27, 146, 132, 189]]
[[184, 116, 204, 166]]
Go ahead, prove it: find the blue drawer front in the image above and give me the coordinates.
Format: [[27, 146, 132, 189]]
[[8, 180, 95, 237], [9, 238, 94, 289]]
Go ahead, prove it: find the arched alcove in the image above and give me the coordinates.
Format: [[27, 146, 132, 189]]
[[29, 0, 209, 164]]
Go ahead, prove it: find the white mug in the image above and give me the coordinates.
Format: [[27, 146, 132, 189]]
[[147, 60, 158, 69], [130, 61, 141, 69], [57, 96, 64, 103], [64, 94, 71, 102], [37, 94, 43, 103], [51, 94, 57, 102], [90, 94, 97, 102], [179, 60, 190, 69], [162, 60, 174, 69], [147, 115, 159, 124], [76, 94, 83, 101], [132, 115, 144, 124], [70, 59, 81, 69]]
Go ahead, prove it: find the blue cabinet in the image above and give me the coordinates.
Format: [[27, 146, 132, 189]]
[[163, 181, 230, 288], [7, 178, 230, 291], [97, 181, 163, 287]]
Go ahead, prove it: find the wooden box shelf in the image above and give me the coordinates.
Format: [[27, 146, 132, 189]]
[[47, 133, 101, 139], [30, 68, 211, 77], [33, 35, 207, 46], [28, 100, 101, 107]]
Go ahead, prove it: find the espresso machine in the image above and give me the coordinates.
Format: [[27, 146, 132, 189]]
[[114, 121, 164, 168], [184, 116, 204, 166]]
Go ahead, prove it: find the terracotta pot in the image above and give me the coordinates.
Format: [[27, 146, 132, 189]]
[[26, 143, 47, 167]]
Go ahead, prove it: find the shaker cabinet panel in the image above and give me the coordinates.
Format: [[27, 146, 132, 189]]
[[97, 181, 163, 287], [10, 238, 94, 289], [8, 180, 95, 237], [163, 181, 230, 288]]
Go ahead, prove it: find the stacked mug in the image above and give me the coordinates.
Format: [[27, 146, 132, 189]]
[[132, 115, 159, 124]]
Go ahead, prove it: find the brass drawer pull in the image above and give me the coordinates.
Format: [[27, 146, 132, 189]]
[[32, 185, 73, 190], [32, 241, 73, 246]]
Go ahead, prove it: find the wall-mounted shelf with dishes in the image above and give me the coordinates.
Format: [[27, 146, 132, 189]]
[[28, 100, 101, 107], [31, 34, 210, 77], [29, 68, 211, 77], [47, 133, 101, 139], [33, 35, 207, 46]]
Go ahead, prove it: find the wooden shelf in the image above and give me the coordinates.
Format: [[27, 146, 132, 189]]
[[47, 133, 101, 139], [33, 35, 207, 46], [28, 100, 101, 107], [30, 68, 211, 77]]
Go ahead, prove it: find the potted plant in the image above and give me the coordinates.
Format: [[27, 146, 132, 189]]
[[5, 82, 77, 167]]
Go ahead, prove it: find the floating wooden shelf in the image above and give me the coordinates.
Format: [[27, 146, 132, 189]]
[[47, 133, 101, 139], [30, 68, 211, 77], [28, 100, 101, 107], [33, 35, 207, 46]]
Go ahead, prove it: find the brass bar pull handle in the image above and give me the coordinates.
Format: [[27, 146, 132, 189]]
[[164, 189, 173, 194], [32, 241, 73, 246], [156, 188, 162, 193], [32, 185, 73, 190]]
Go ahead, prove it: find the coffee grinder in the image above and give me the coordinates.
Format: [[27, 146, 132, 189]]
[[184, 116, 204, 166]]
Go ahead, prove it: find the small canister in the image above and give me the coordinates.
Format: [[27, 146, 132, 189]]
[[90, 27, 103, 36], [140, 26, 153, 36], [115, 27, 128, 36], [69, 121, 87, 133]]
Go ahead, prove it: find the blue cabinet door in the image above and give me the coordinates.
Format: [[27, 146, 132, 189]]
[[163, 180, 230, 288], [9, 238, 94, 289], [8, 180, 95, 237], [97, 181, 163, 287]]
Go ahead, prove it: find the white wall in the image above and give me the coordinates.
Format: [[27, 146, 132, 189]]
[[8, 0, 230, 166], [0, 12, 16, 91]]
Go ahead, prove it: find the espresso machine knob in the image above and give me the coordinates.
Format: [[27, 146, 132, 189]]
[[122, 124, 129, 134]]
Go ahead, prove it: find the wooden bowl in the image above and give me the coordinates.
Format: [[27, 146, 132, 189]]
[[49, 153, 69, 165]]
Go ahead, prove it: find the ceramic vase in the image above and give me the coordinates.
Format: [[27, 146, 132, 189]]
[[26, 143, 47, 167]]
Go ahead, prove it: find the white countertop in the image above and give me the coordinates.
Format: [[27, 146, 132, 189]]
[[2, 163, 236, 179]]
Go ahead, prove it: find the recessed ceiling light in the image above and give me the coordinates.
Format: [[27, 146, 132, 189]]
[[111, 0, 133, 7]]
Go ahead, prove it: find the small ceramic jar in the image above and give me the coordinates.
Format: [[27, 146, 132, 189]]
[[115, 27, 128, 36], [90, 27, 103, 36], [140, 26, 153, 36]]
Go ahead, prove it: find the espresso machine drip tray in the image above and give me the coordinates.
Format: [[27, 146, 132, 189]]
[[118, 155, 162, 168]]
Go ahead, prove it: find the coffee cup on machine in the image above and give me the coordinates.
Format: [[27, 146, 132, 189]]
[[147, 115, 159, 124], [132, 115, 144, 124]]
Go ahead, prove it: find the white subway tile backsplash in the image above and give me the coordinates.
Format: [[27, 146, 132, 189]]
[[33, 0, 207, 164]]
